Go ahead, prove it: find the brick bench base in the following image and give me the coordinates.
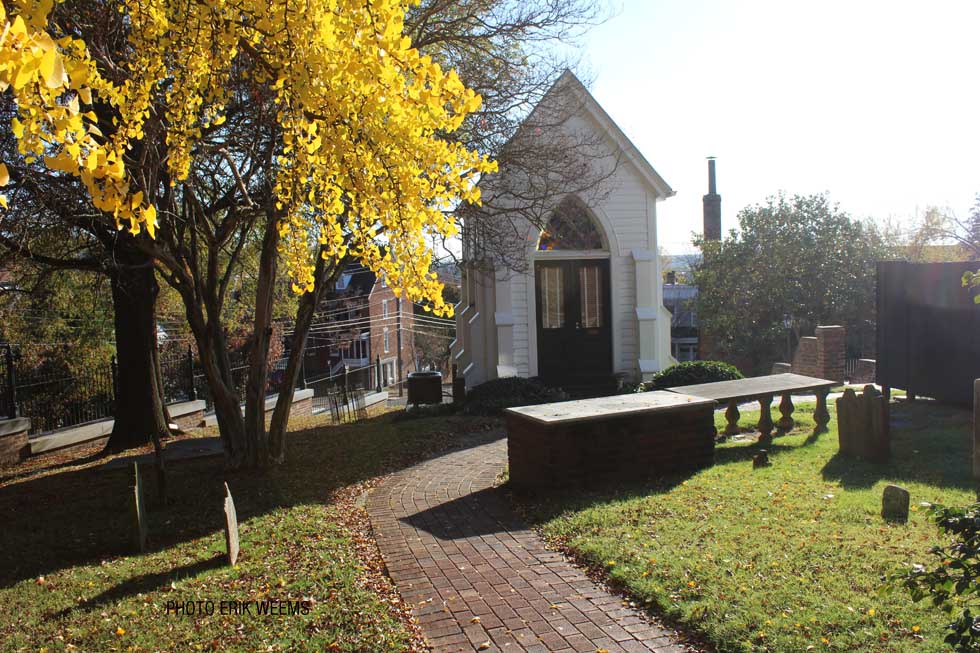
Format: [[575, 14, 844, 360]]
[[506, 398, 715, 489]]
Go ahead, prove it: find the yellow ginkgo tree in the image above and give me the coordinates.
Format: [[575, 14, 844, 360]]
[[0, 0, 495, 468]]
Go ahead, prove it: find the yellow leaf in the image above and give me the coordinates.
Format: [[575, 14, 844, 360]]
[[477, 642, 490, 651], [142, 204, 158, 238], [0, 164, 8, 186], [40, 48, 66, 89]]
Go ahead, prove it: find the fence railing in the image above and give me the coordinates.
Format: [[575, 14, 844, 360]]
[[1, 345, 117, 435], [1, 344, 310, 436], [307, 363, 374, 423]]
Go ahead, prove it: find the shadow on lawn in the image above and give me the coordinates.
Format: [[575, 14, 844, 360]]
[[53, 555, 225, 619], [821, 399, 977, 493], [0, 412, 500, 590]]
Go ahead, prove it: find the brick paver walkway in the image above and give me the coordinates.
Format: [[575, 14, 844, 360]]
[[366, 433, 699, 653]]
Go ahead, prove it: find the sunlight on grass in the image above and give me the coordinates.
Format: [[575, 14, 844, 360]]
[[528, 400, 975, 652], [0, 412, 466, 652]]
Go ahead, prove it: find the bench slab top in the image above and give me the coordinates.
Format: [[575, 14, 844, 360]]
[[667, 373, 836, 402], [504, 390, 715, 426]]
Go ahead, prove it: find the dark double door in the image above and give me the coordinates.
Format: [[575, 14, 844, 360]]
[[535, 259, 612, 391]]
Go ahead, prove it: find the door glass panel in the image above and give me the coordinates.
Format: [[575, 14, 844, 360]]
[[579, 265, 604, 328], [539, 266, 564, 329]]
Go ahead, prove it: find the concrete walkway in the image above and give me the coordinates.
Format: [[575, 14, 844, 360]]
[[366, 433, 698, 653]]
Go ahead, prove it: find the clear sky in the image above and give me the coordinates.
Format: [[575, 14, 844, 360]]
[[578, 0, 980, 254]]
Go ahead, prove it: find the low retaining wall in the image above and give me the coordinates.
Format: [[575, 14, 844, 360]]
[[0, 417, 31, 467], [169, 400, 207, 430], [200, 389, 315, 428], [31, 391, 313, 457]]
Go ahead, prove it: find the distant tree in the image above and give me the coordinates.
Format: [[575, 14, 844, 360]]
[[412, 283, 459, 372], [906, 196, 980, 303], [693, 193, 894, 375]]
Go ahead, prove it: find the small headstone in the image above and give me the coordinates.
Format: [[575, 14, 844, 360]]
[[131, 462, 148, 552], [223, 482, 240, 565], [752, 449, 771, 469], [882, 484, 910, 522]]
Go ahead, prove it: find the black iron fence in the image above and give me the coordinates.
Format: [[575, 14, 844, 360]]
[[307, 363, 374, 423], [0, 344, 309, 436], [0, 345, 116, 435]]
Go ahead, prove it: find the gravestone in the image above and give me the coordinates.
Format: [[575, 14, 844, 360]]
[[882, 484, 910, 522], [131, 462, 148, 552], [836, 385, 888, 462], [223, 482, 240, 566]]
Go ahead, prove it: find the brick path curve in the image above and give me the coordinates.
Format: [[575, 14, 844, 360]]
[[367, 432, 698, 653]]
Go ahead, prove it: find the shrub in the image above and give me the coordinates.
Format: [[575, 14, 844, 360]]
[[638, 360, 743, 392], [462, 376, 566, 416], [894, 503, 980, 652]]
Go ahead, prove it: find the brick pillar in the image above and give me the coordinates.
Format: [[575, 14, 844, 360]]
[[815, 325, 845, 383], [0, 417, 31, 467], [792, 337, 817, 377]]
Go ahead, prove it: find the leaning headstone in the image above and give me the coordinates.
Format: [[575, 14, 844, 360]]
[[882, 484, 910, 522], [131, 462, 148, 552], [223, 482, 240, 566]]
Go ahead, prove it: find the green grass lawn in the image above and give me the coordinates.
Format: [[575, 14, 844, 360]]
[[0, 412, 477, 653], [523, 399, 976, 653]]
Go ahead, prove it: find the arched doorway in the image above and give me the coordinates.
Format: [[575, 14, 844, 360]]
[[534, 197, 612, 391]]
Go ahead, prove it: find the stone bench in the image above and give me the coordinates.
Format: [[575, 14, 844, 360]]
[[666, 373, 837, 444], [505, 391, 716, 490]]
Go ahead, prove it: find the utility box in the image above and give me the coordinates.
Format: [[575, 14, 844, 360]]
[[407, 371, 442, 405]]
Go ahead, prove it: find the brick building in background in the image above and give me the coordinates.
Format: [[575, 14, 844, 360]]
[[303, 264, 414, 391], [367, 275, 414, 390]]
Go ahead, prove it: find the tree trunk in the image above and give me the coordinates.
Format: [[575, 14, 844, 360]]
[[268, 253, 344, 463], [242, 221, 279, 468], [105, 258, 170, 452], [196, 321, 249, 469]]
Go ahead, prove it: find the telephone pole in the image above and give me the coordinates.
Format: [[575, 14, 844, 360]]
[[396, 297, 403, 397]]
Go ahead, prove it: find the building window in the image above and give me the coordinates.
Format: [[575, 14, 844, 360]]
[[578, 264, 604, 328], [538, 266, 564, 329], [382, 299, 389, 319], [537, 196, 604, 251], [383, 328, 390, 353]]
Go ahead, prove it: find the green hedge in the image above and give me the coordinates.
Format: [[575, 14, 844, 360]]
[[461, 376, 566, 416], [638, 360, 742, 392]]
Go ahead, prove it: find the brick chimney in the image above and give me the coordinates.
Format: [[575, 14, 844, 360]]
[[702, 157, 721, 241]]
